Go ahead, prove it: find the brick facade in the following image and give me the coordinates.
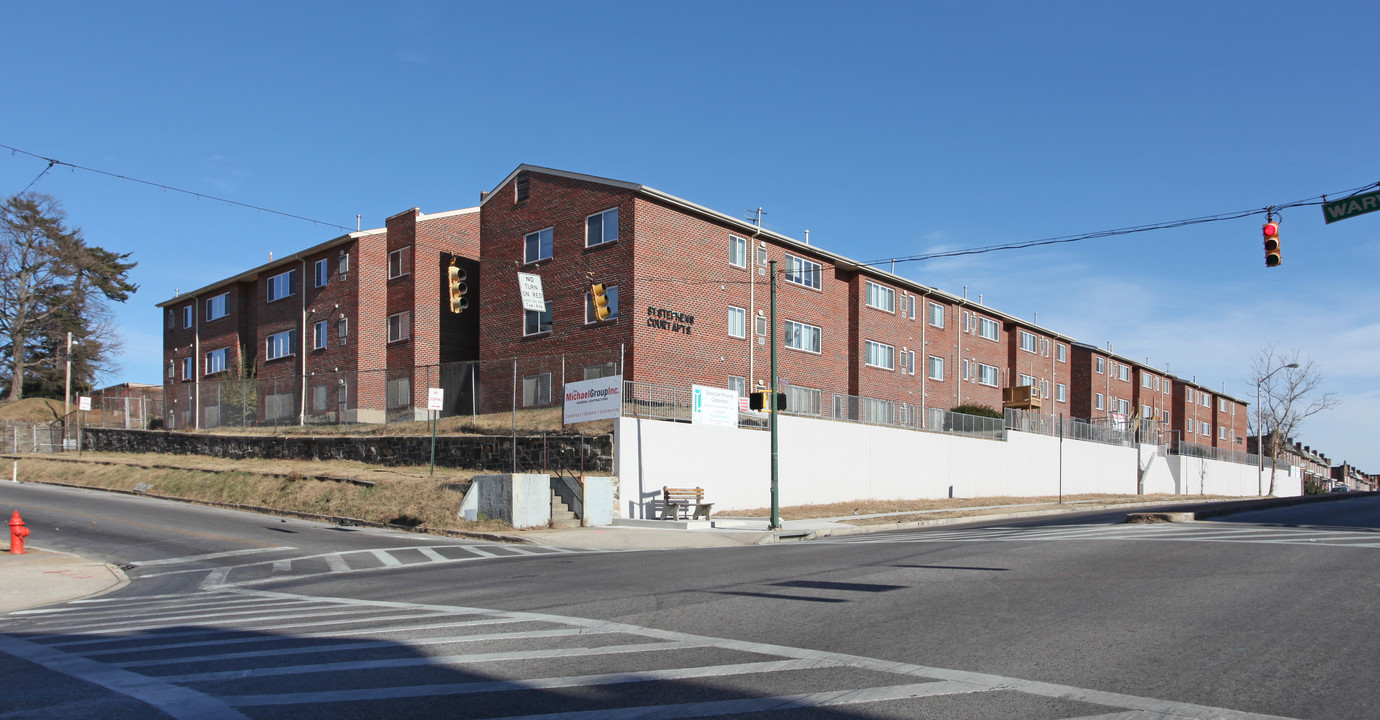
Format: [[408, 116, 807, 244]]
[[160, 163, 1250, 435]]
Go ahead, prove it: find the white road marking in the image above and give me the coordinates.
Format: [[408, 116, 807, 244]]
[[7, 587, 1300, 719], [370, 549, 403, 567], [126, 546, 295, 567]]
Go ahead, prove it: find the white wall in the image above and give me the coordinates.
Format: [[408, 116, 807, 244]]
[[615, 416, 1295, 517]]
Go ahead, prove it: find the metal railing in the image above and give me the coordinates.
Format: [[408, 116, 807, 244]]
[[1172, 439, 1287, 470], [621, 381, 1005, 441]]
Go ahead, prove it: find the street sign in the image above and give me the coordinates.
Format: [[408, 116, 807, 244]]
[[427, 387, 445, 412], [1323, 189, 1380, 224], [77, 396, 91, 412], [517, 273, 546, 312]]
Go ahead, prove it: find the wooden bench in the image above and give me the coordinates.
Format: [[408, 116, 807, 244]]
[[661, 486, 714, 520]]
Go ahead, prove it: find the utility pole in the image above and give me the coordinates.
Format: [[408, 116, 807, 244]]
[[769, 259, 781, 531]]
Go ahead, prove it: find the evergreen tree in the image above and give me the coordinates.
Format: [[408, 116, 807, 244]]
[[0, 193, 136, 401]]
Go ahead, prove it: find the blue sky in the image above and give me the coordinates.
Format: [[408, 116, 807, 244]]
[[3, 1, 1377, 470]]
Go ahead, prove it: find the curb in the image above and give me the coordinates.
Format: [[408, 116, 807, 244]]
[[13, 478, 534, 546]]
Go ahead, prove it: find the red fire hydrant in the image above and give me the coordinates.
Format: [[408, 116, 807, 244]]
[[9, 511, 29, 555]]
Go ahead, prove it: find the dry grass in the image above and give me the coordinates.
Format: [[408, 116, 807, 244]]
[[0, 398, 65, 423], [731, 493, 1233, 524], [9, 452, 513, 533]]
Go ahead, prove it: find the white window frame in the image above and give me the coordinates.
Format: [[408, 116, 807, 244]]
[[524, 227, 553, 264], [1056, 343, 1066, 362], [1187, 418, 1196, 433], [265, 329, 295, 361], [387, 246, 410, 279], [524, 301, 552, 336], [784, 320, 822, 354], [1041, 379, 1050, 398], [729, 236, 747, 268], [1142, 373, 1155, 389], [267, 269, 296, 302], [908, 295, 916, 320], [865, 281, 895, 312], [523, 372, 552, 407], [728, 376, 747, 398], [313, 320, 328, 350], [205, 293, 229, 322], [1119, 365, 1131, 382], [977, 363, 999, 387], [1142, 404, 1154, 418], [181, 356, 194, 380], [928, 355, 944, 381], [182, 304, 194, 329], [337, 317, 349, 345], [864, 340, 895, 370], [1095, 393, 1105, 411], [586, 207, 619, 247], [1019, 331, 1037, 353], [1056, 383, 1067, 402], [1219, 398, 1228, 412], [784, 385, 823, 416], [205, 348, 227, 375], [387, 311, 411, 343], [928, 302, 945, 328], [585, 285, 618, 323], [904, 349, 916, 375], [1019, 373, 1037, 387], [314, 258, 328, 288], [728, 306, 746, 338], [784, 254, 822, 290], [977, 317, 999, 341], [1096, 357, 1105, 374]]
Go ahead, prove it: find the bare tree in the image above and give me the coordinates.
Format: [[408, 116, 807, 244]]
[[1250, 345, 1339, 495]]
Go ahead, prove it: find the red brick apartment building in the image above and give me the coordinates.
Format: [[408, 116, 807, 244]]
[[159, 164, 1247, 436], [159, 208, 478, 428]]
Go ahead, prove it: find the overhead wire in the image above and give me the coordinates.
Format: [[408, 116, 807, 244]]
[[2, 143, 353, 231]]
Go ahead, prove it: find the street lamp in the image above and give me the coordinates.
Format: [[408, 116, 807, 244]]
[[1256, 362, 1299, 496]]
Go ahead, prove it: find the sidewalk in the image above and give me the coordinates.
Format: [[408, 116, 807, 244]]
[[0, 547, 128, 614]]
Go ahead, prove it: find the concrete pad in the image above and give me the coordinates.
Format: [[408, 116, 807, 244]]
[[0, 547, 128, 614]]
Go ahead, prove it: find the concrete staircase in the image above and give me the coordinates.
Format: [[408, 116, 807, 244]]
[[550, 488, 580, 529]]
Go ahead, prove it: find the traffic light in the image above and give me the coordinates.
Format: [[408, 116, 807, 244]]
[[448, 260, 468, 313], [749, 391, 786, 412], [591, 283, 611, 321], [1263, 220, 1282, 267]]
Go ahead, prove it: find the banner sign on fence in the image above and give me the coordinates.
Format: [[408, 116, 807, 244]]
[[563, 375, 622, 424], [517, 273, 546, 312], [691, 385, 739, 428]]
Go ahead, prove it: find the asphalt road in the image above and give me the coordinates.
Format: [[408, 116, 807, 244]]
[[3, 482, 1378, 720]]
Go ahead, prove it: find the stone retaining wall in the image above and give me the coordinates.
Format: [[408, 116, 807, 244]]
[[84, 428, 613, 473]]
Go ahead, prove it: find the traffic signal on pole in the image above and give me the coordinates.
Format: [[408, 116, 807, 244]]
[[1262, 221, 1282, 267], [448, 260, 468, 313], [749, 391, 786, 412], [591, 283, 611, 321]]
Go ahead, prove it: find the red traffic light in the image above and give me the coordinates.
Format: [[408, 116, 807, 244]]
[[1262, 221, 1282, 267]]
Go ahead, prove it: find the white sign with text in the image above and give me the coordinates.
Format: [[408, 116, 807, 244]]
[[691, 385, 739, 428], [517, 273, 546, 312], [563, 375, 622, 424]]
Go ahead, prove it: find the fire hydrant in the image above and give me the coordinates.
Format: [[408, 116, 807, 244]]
[[8, 511, 29, 555]]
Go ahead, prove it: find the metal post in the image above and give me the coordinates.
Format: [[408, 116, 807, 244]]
[[1058, 413, 1064, 504], [1256, 381, 1263, 497], [769, 260, 781, 531], [63, 331, 72, 444], [512, 357, 517, 474]]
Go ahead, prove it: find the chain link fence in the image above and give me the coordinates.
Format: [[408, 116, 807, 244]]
[[160, 348, 625, 435]]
